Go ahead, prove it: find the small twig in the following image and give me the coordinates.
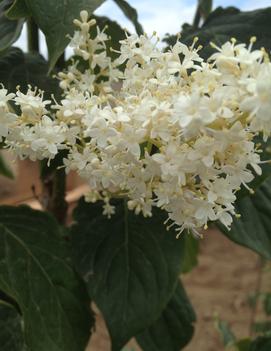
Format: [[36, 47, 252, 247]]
[[193, 4, 201, 28], [27, 17, 39, 53]]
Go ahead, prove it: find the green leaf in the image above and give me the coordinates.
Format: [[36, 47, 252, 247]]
[[252, 321, 271, 336], [0, 152, 13, 179], [165, 7, 271, 59], [253, 321, 271, 334], [25, 0, 105, 71], [249, 337, 271, 351], [264, 293, 271, 316], [0, 301, 24, 350], [237, 137, 271, 199], [71, 199, 185, 351], [236, 339, 252, 351], [218, 176, 271, 259], [0, 0, 24, 52], [113, 0, 143, 35], [0, 47, 60, 100], [5, 0, 29, 20], [0, 205, 93, 351], [181, 235, 199, 274], [93, 15, 127, 54], [136, 281, 196, 351], [198, 0, 213, 20]]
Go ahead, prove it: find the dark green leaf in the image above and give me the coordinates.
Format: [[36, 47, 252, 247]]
[[249, 336, 271, 351], [0, 301, 24, 350], [165, 7, 271, 59], [0, 205, 93, 351], [5, 0, 29, 20], [0, 47, 60, 100], [0, 0, 24, 52], [253, 321, 271, 334], [218, 176, 271, 259], [93, 15, 127, 55], [0, 152, 13, 179], [72, 199, 185, 351], [236, 339, 252, 351], [136, 281, 196, 351], [181, 234, 199, 274], [25, 0, 105, 71], [264, 293, 271, 316], [198, 0, 212, 20], [237, 137, 271, 198], [113, 0, 143, 35]]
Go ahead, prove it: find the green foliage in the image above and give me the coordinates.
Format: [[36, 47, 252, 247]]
[[0, 301, 24, 350], [113, 0, 143, 35], [249, 337, 271, 351], [237, 138, 271, 199], [0, 0, 24, 52], [0, 47, 60, 100], [164, 7, 271, 59], [218, 176, 271, 259], [5, 0, 29, 20], [253, 321, 271, 335], [264, 293, 271, 316], [93, 15, 127, 57], [71, 199, 186, 351], [0, 152, 13, 179], [136, 281, 196, 351], [0, 205, 93, 351], [181, 234, 199, 274], [24, 0, 105, 71], [198, 0, 213, 20]]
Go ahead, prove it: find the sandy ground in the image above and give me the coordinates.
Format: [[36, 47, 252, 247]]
[[0, 156, 263, 351]]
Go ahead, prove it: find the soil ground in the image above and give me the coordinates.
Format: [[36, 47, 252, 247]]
[[0, 156, 265, 351]]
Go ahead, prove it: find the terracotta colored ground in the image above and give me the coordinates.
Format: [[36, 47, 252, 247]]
[[0, 156, 265, 351]]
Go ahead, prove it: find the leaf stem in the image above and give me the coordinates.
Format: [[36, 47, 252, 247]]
[[27, 17, 39, 53], [193, 4, 201, 28]]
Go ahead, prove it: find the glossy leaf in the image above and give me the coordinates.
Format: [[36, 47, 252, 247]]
[[136, 281, 196, 351], [218, 177, 271, 259], [181, 235, 199, 274], [25, 0, 105, 71], [0, 47, 60, 100], [5, 0, 29, 20], [0, 0, 24, 52], [198, 0, 212, 19], [0, 301, 24, 351], [93, 15, 127, 56], [71, 199, 185, 351], [164, 7, 271, 59], [113, 0, 143, 35], [0, 205, 93, 351]]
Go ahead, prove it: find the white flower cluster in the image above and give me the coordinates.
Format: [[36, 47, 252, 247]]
[[1, 11, 271, 237]]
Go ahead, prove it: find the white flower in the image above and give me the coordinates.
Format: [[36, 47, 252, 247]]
[[1, 12, 270, 236]]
